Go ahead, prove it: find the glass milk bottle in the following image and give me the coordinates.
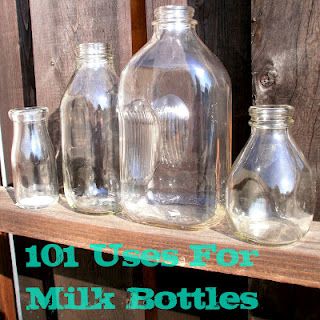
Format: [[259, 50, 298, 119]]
[[60, 43, 120, 214], [227, 105, 315, 245], [9, 107, 59, 209], [118, 5, 232, 229]]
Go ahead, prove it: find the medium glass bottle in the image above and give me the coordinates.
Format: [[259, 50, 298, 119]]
[[118, 5, 232, 229], [227, 105, 315, 245], [9, 107, 59, 209], [60, 43, 120, 214]]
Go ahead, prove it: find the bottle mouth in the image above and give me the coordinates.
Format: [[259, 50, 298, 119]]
[[8, 106, 48, 123], [78, 42, 113, 62], [249, 105, 294, 129], [153, 5, 197, 26]]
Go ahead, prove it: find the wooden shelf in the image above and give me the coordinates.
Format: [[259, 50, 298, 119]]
[[0, 187, 319, 288]]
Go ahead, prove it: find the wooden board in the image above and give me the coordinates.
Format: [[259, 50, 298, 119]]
[[0, 0, 25, 184], [252, 0, 320, 219], [131, 0, 147, 53], [190, 0, 252, 159], [0, 187, 319, 289], [27, 3, 134, 318], [29, 0, 132, 114]]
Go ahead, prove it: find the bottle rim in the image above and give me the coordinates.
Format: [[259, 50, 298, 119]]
[[8, 106, 48, 122], [153, 5, 197, 26], [77, 42, 113, 62], [249, 104, 295, 128]]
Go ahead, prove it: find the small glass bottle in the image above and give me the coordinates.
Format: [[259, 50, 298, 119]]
[[227, 105, 315, 245], [60, 42, 120, 214], [9, 107, 59, 209], [118, 5, 232, 229]]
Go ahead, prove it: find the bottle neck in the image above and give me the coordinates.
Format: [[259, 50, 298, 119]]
[[76, 42, 113, 68], [249, 105, 294, 130], [9, 107, 48, 123], [152, 5, 197, 36]]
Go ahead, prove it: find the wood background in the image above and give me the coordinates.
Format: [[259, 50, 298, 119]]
[[0, 0, 319, 319], [252, 0, 320, 219]]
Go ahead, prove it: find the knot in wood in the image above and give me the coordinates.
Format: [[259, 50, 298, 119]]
[[259, 70, 277, 88]]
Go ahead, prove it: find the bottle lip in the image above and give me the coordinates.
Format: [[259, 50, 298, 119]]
[[77, 42, 113, 62], [153, 5, 197, 26], [249, 104, 294, 128], [8, 106, 48, 122]]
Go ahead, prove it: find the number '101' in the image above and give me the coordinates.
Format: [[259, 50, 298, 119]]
[[26, 244, 79, 268]]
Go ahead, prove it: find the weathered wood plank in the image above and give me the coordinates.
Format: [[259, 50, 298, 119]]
[[28, 3, 134, 319], [131, 0, 147, 53], [0, 187, 319, 289], [0, 233, 16, 320], [0, 0, 25, 184], [29, 0, 132, 114], [190, 0, 252, 159], [252, 0, 320, 219]]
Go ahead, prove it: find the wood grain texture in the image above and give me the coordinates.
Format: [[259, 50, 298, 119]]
[[131, 0, 147, 53], [29, 0, 132, 114], [0, 233, 16, 320], [0, 0, 25, 184], [0, 187, 319, 289], [252, 0, 320, 219]]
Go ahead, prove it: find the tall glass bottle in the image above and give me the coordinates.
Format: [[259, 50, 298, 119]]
[[60, 43, 120, 214], [118, 5, 232, 229], [9, 107, 59, 209], [227, 105, 315, 245]]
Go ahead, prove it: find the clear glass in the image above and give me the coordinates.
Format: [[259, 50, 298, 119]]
[[227, 105, 315, 245], [60, 43, 120, 214], [118, 5, 232, 229], [8, 107, 59, 209]]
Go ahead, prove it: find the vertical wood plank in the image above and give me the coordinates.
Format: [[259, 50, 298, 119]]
[[251, 1, 320, 319], [252, 0, 320, 219], [27, 2, 135, 319], [131, 0, 147, 53], [29, 0, 132, 114], [0, 1, 24, 318], [0, 0, 25, 184], [190, 0, 252, 159], [0, 233, 16, 320]]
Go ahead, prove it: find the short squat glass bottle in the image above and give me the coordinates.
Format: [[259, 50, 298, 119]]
[[9, 107, 59, 209], [118, 6, 232, 229], [227, 105, 315, 245], [60, 43, 120, 214]]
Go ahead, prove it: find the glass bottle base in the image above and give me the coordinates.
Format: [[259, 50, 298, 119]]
[[120, 202, 226, 230], [230, 215, 312, 245], [65, 196, 121, 215], [16, 195, 58, 210]]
